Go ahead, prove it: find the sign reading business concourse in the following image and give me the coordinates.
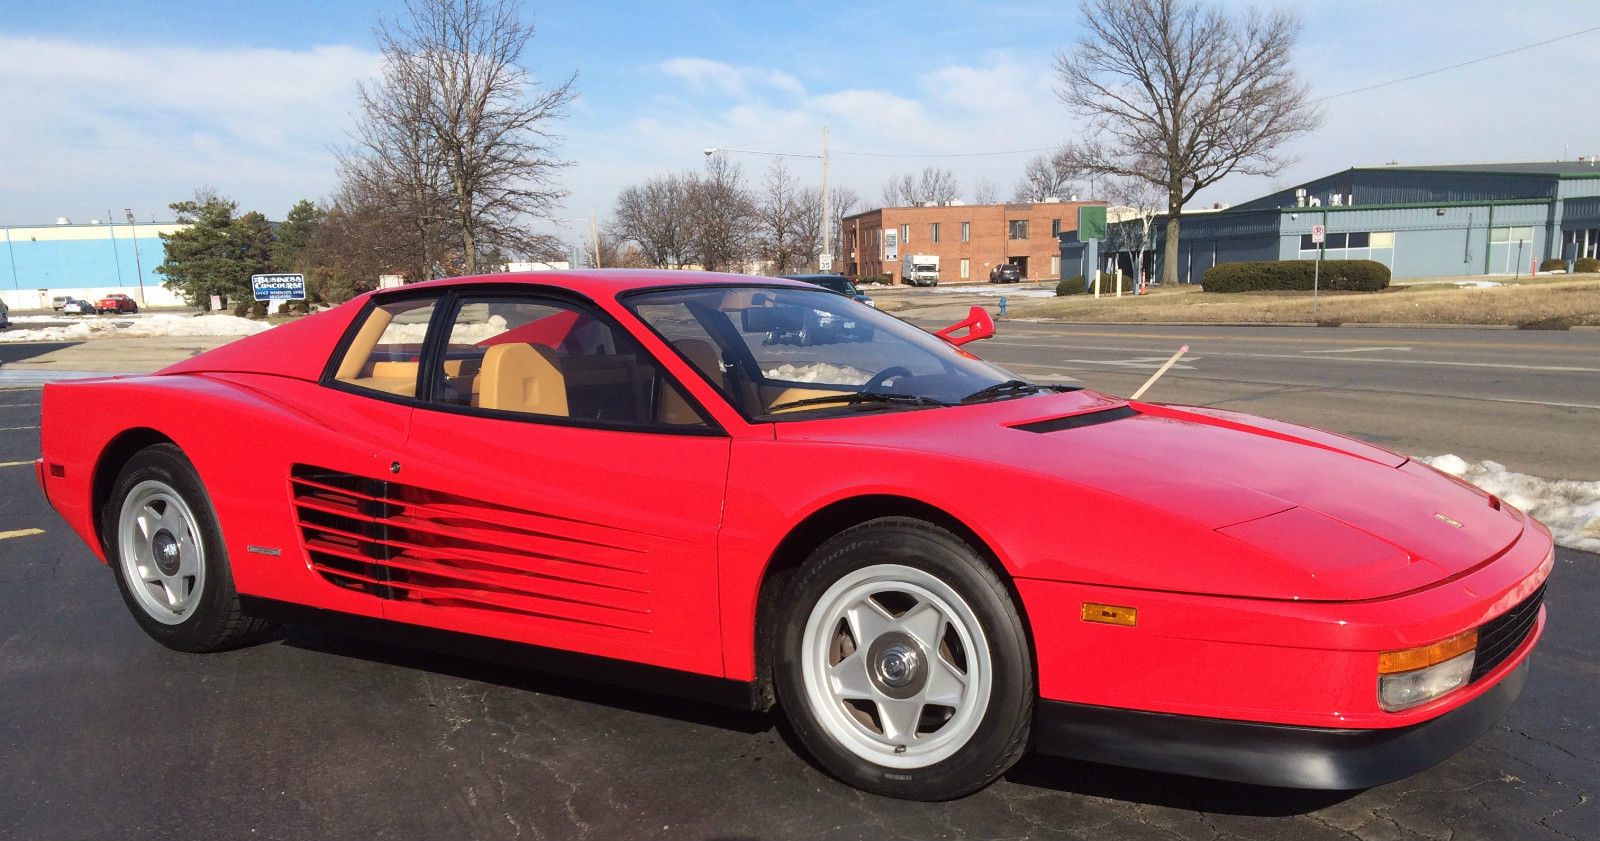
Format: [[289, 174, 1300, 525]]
[[251, 273, 306, 301]]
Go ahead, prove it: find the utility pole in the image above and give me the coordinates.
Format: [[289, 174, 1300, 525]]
[[125, 208, 146, 305], [821, 125, 831, 272]]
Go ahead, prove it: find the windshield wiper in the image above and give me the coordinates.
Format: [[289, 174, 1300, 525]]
[[764, 391, 953, 415], [960, 379, 1080, 404]]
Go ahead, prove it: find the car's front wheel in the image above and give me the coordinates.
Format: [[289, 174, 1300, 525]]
[[775, 518, 1033, 800], [104, 444, 276, 652]]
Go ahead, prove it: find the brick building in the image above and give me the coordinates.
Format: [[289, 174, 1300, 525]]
[[839, 200, 1104, 284]]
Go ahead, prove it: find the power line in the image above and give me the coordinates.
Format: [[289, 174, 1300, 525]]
[[832, 146, 1055, 159], [1314, 24, 1600, 102]]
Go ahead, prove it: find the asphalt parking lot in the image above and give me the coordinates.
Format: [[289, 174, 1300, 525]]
[[0, 384, 1596, 840]]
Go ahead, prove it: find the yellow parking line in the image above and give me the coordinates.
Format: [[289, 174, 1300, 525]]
[[0, 528, 44, 541], [0, 460, 34, 468], [0, 426, 39, 431]]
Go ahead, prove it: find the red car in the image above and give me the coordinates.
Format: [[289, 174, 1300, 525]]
[[95, 293, 139, 314], [36, 271, 1551, 800]]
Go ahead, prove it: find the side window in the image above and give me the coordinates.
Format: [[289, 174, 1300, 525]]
[[427, 295, 707, 428], [331, 298, 438, 397]]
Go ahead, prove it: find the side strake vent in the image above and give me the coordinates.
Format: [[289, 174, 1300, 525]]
[[288, 465, 652, 633], [1011, 405, 1139, 434]]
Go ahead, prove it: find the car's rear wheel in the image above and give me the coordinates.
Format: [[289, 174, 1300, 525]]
[[775, 518, 1033, 800], [104, 444, 276, 652]]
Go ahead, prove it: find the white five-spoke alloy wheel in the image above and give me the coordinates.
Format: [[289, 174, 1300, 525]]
[[117, 479, 207, 625], [800, 563, 992, 768]]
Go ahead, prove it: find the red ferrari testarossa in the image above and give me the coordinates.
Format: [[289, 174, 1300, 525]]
[[37, 271, 1551, 800]]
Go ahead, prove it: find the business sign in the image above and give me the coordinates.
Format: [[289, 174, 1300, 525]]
[[251, 273, 306, 301], [883, 229, 899, 262]]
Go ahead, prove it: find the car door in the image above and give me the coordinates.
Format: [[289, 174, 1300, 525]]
[[381, 289, 733, 677]]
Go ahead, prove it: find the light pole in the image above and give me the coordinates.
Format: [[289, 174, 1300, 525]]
[[125, 208, 147, 305], [703, 126, 832, 273]]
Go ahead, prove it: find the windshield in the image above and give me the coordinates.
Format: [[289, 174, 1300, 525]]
[[626, 285, 1022, 420]]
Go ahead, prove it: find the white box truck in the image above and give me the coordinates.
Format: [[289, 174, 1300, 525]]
[[900, 254, 940, 286]]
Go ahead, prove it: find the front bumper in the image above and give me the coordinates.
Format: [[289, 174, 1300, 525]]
[[1033, 660, 1528, 789]]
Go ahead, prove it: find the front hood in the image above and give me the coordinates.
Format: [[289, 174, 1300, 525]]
[[779, 392, 1527, 601]]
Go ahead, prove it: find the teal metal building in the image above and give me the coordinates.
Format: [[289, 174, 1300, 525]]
[[1094, 161, 1600, 283]]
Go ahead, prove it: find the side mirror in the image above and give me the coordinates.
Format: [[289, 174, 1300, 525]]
[[935, 306, 996, 347]]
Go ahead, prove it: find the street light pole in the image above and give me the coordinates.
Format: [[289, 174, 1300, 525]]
[[704, 125, 833, 272], [125, 208, 146, 306]]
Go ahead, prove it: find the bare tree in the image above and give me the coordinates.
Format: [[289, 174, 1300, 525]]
[[828, 186, 860, 265], [972, 178, 1001, 205], [688, 154, 756, 272], [916, 167, 961, 205], [754, 160, 810, 274], [613, 172, 695, 268], [881, 173, 914, 208], [1102, 176, 1164, 289], [363, 0, 577, 275], [1012, 153, 1076, 202], [1054, 0, 1321, 283]]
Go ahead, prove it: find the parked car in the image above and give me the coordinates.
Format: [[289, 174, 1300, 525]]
[[62, 299, 96, 315], [52, 295, 74, 311], [36, 270, 1552, 801], [779, 273, 875, 307], [95, 293, 139, 314], [989, 263, 1022, 283], [0, 298, 9, 329]]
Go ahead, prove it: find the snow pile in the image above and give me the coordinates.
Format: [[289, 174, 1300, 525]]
[[763, 362, 872, 385], [1, 314, 272, 343], [1420, 455, 1600, 554]]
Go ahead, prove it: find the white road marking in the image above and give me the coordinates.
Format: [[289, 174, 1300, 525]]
[[0, 528, 44, 541], [0, 426, 39, 431], [1301, 346, 1412, 354]]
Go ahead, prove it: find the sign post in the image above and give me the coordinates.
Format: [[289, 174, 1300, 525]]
[[1078, 206, 1107, 296], [1310, 224, 1325, 318]]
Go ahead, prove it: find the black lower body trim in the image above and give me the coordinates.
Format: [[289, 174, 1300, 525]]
[[238, 596, 764, 710], [1032, 662, 1528, 789]]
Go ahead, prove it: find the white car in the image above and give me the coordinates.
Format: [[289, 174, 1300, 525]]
[[62, 299, 95, 315], [0, 298, 9, 329]]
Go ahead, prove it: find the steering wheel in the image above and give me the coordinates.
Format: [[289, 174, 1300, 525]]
[[862, 365, 913, 394]]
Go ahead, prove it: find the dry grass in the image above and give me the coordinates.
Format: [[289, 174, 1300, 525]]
[[1008, 276, 1600, 327]]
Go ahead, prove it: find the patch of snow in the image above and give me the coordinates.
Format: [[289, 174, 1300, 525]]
[[0, 314, 271, 343], [763, 362, 872, 385], [1454, 281, 1502, 289], [1420, 455, 1600, 554]]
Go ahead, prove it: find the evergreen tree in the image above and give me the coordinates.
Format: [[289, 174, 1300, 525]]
[[274, 199, 323, 273], [156, 191, 276, 309]]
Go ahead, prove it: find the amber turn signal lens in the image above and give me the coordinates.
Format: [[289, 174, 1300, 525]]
[[1081, 602, 1137, 627], [1378, 630, 1477, 674]]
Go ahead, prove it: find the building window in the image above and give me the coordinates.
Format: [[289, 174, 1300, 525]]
[[1490, 226, 1533, 243], [930, 222, 940, 243], [1051, 218, 1062, 237], [1008, 220, 1028, 240], [960, 258, 970, 279], [960, 221, 970, 242], [1051, 255, 1060, 276], [900, 224, 910, 244], [1346, 232, 1370, 249], [1370, 231, 1395, 248]]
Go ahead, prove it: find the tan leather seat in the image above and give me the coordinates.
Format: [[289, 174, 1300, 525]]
[[479, 343, 567, 416]]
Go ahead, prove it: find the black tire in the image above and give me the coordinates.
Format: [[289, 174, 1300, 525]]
[[775, 517, 1033, 800], [103, 443, 276, 652]]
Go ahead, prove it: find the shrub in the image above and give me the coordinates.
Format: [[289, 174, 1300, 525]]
[[232, 300, 252, 318], [857, 274, 892, 286], [1539, 258, 1568, 272], [1056, 277, 1085, 296], [277, 299, 311, 316], [1202, 260, 1389, 293], [1575, 257, 1600, 273]]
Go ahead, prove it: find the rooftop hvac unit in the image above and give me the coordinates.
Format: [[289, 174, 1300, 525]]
[[56, 217, 71, 225], [1330, 194, 1343, 206], [1295, 188, 1307, 207]]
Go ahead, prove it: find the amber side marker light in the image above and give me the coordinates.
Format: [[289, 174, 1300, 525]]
[[1377, 630, 1478, 712], [1082, 602, 1137, 627]]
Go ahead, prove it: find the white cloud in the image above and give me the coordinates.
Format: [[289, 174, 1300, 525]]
[[0, 35, 380, 222]]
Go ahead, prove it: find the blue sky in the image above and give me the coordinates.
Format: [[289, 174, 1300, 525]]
[[3, 0, 1599, 247]]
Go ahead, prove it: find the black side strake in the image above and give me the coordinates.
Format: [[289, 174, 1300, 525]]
[[1011, 405, 1139, 433]]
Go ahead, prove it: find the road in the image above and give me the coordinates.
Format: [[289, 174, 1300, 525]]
[[1, 377, 1597, 839], [933, 321, 1600, 481]]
